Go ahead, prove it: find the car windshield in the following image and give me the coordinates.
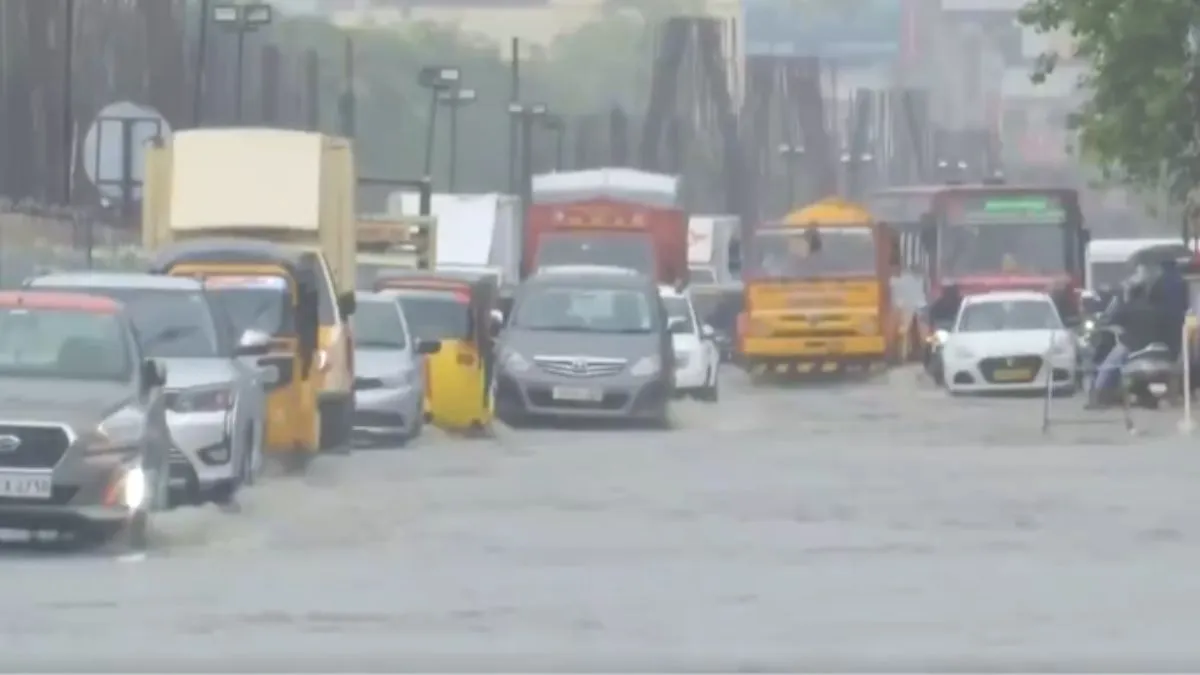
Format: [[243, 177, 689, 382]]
[[663, 296, 695, 334], [203, 275, 293, 337], [513, 286, 654, 333], [536, 232, 655, 277], [395, 293, 470, 341], [78, 288, 220, 358], [352, 301, 407, 349], [749, 226, 876, 278], [956, 299, 1063, 332], [0, 308, 131, 381]]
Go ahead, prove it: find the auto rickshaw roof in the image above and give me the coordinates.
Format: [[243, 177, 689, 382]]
[[149, 238, 307, 276], [1126, 242, 1195, 268]]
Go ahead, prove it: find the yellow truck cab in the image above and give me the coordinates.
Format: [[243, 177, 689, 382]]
[[142, 127, 358, 455], [741, 197, 901, 378]]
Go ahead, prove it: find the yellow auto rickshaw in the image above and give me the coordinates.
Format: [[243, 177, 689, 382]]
[[375, 273, 498, 432], [150, 240, 323, 467]]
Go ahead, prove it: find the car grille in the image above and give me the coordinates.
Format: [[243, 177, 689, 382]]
[[534, 356, 626, 378], [354, 377, 385, 391], [0, 424, 72, 469], [978, 354, 1043, 384]]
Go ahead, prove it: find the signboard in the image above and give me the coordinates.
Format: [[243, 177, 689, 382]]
[[950, 194, 1066, 224], [553, 205, 647, 229], [744, 0, 901, 62]]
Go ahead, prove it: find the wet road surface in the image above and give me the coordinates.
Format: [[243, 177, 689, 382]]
[[4, 366, 1200, 669]]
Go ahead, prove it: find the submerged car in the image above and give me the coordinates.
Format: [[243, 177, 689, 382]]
[[493, 266, 674, 426], [27, 273, 270, 506], [350, 292, 438, 443], [941, 290, 1078, 395], [660, 286, 720, 401], [0, 290, 171, 550]]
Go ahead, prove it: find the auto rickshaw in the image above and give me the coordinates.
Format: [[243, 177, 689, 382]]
[[149, 240, 323, 468], [375, 272, 498, 432]]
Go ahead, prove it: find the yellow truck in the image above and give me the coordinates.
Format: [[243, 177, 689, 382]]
[[740, 197, 903, 378], [142, 127, 358, 461]]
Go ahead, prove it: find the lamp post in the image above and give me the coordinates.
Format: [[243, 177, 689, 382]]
[[437, 87, 477, 192], [509, 102, 548, 230], [212, 3, 272, 123], [542, 114, 566, 172], [418, 66, 461, 183]]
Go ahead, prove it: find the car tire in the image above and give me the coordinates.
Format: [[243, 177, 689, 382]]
[[319, 396, 353, 455]]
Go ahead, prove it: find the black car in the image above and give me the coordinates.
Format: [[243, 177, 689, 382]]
[[0, 290, 171, 550]]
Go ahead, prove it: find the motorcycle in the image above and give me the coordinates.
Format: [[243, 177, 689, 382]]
[[1120, 343, 1178, 409], [923, 321, 954, 386]]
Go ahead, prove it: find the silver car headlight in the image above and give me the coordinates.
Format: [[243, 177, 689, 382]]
[[503, 350, 532, 373], [170, 385, 235, 413], [630, 355, 661, 376]]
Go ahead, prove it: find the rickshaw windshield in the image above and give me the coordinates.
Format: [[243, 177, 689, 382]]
[[203, 275, 295, 337], [395, 291, 470, 342]]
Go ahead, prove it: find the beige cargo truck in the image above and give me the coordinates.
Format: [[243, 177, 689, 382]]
[[142, 127, 358, 460]]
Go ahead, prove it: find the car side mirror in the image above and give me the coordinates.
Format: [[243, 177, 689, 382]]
[[337, 291, 357, 317], [415, 339, 442, 355], [701, 324, 715, 339], [235, 329, 272, 356], [141, 358, 166, 391]]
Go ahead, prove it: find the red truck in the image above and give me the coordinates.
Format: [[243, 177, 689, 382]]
[[523, 168, 688, 286]]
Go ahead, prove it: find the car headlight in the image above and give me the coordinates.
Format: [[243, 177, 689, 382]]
[[170, 385, 234, 413], [1083, 319, 1095, 332], [503, 350, 531, 373], [630, 355, 661, 376], [934, 329, 950, 344]]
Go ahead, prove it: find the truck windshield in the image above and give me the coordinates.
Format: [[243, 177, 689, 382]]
[[203, 275, 294, 337], [536, 232, 655, 277], [749, 226, 876, 279]]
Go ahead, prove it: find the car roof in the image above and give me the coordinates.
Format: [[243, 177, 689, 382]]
[[29, 272, 203, 291], [534, 264, 640, 277], [0, 290, 124, 313], [962, 290, 1054, 305]]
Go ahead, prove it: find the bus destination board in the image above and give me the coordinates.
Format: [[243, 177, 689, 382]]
[[951, 194, 1066, 225]]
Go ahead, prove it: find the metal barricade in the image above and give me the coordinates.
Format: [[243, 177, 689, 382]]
[[0, 199, 140, 287]]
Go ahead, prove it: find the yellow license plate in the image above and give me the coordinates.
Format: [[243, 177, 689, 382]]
[[993, 368, 1032, 381]]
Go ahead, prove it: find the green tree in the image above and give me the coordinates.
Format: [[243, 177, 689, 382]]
[[1018, 0, 1200, 198]]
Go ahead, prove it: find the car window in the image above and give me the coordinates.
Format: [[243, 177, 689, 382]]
[[662, 296, 696, 334], [513, 286, 654, 333], [956, 299, 1063, 332], [352, 301, 407, 349], [0, 308, 132, 381], [72, 288, 221, 358], [203, 275, 294, 338], [396, 293, 470, 342]]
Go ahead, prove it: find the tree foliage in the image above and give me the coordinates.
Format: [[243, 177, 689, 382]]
[[1018, 0, 1200, 198]]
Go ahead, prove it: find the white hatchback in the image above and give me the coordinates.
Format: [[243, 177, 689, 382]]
[[660, 287, 720, 401], [942, 290, 1078, 395]]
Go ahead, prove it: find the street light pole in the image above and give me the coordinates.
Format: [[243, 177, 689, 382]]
[[418, 66, 461, 184], [508, 102, 547, 220], [193, 0, 211, 126], [62, 0, 75, 205], [212, 3, 272, 124], [438, 87, 477, 192]]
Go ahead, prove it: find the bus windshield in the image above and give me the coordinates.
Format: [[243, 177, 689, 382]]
[[941, 194, 1069, 277], [748, 226, 876, 279]]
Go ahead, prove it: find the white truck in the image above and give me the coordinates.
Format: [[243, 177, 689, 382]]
[[387, 191, 521, 288], [687, 214, 740, 285]]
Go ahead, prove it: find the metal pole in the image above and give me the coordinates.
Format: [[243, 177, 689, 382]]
[[234, 29, 246, 123], [520, 112, 533, 209], [507, 37, 520, 194], [555, 127, 564, 171], [422, 90, 438, 180], [193, 0, 210, 126], [448, 101, 459, 192], [62, 0, 75, 205]]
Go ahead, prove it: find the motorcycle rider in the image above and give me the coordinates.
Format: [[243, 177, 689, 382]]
[[1150, 257, 1189, 359], [1088, 277, 1162, 406]]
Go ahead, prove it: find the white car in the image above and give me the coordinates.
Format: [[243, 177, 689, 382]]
[[660, 286, 720, 401], [941, 290, 1078, 395]]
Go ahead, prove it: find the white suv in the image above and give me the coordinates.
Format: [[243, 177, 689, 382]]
[[660, 286, 720, 402]]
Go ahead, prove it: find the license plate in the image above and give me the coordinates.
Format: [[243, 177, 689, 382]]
[[0, 472, 52, 499], [993, 368, 1032, 381], [552, 386, 603, 402]]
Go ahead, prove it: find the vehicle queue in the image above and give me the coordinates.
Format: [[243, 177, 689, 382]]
[[0, 123, 1157, 555]]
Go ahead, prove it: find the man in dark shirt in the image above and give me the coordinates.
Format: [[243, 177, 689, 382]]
[[1090, 282, 1162, 402], [1150, 258, 1189, 357]]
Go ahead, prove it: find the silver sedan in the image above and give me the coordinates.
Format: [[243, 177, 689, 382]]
[[351, 292, 437, 444]]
